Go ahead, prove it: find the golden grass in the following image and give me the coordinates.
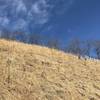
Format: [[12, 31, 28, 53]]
[[0, 39, 100, 100]]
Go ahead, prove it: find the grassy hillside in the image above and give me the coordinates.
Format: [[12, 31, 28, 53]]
[[0, 39, 100, 100]]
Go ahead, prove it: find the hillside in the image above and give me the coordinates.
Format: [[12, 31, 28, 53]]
[[0, 39, 100, 100]]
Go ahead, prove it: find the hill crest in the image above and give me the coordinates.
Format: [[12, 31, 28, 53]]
[[0, 39, 100, 100]]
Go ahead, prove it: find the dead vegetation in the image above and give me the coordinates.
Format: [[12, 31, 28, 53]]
[[0, 39, 100, 100]]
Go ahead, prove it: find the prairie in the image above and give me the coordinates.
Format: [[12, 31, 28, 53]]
[[0, 39, 100, 100]]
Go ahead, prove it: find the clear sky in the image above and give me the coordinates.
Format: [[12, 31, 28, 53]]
[[0, 0, 100, 42]]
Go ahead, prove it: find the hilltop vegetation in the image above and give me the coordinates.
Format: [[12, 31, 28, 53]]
[[0, 39, 100, 100], [1, 31, 100, 59]]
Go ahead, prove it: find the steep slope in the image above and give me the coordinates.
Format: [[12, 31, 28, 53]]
[[0, 39, 100, 100]]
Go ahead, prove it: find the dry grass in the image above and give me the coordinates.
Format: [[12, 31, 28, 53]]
[[0, 39, 100, 100]]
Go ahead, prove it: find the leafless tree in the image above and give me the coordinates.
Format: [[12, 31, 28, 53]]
[[13, 31, 28, 42], [29, 33, 42, 45], [0, 29, 17, 40], [66, 38, 82, 59], [93, 40, 100, 59], [0, 30, 11, 39], [47, 39, 60, 50], [82, 40, 92, 57]]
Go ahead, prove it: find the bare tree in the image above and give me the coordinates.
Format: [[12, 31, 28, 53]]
[[0, 29, 11, 39], [66, 38, 82, 59], [0, 29, 17, 40], [29, 33, 42, 45], [82, 40, 92, 57], [47, 39, 60, 50], [93, 40, 100, 59], [13, 31, 28, 43]]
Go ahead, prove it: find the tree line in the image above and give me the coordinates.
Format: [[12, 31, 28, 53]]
[[0, 31, 100, 59]]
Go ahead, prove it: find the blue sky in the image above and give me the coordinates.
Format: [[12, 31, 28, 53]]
[[0, 0, 100, 43]]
